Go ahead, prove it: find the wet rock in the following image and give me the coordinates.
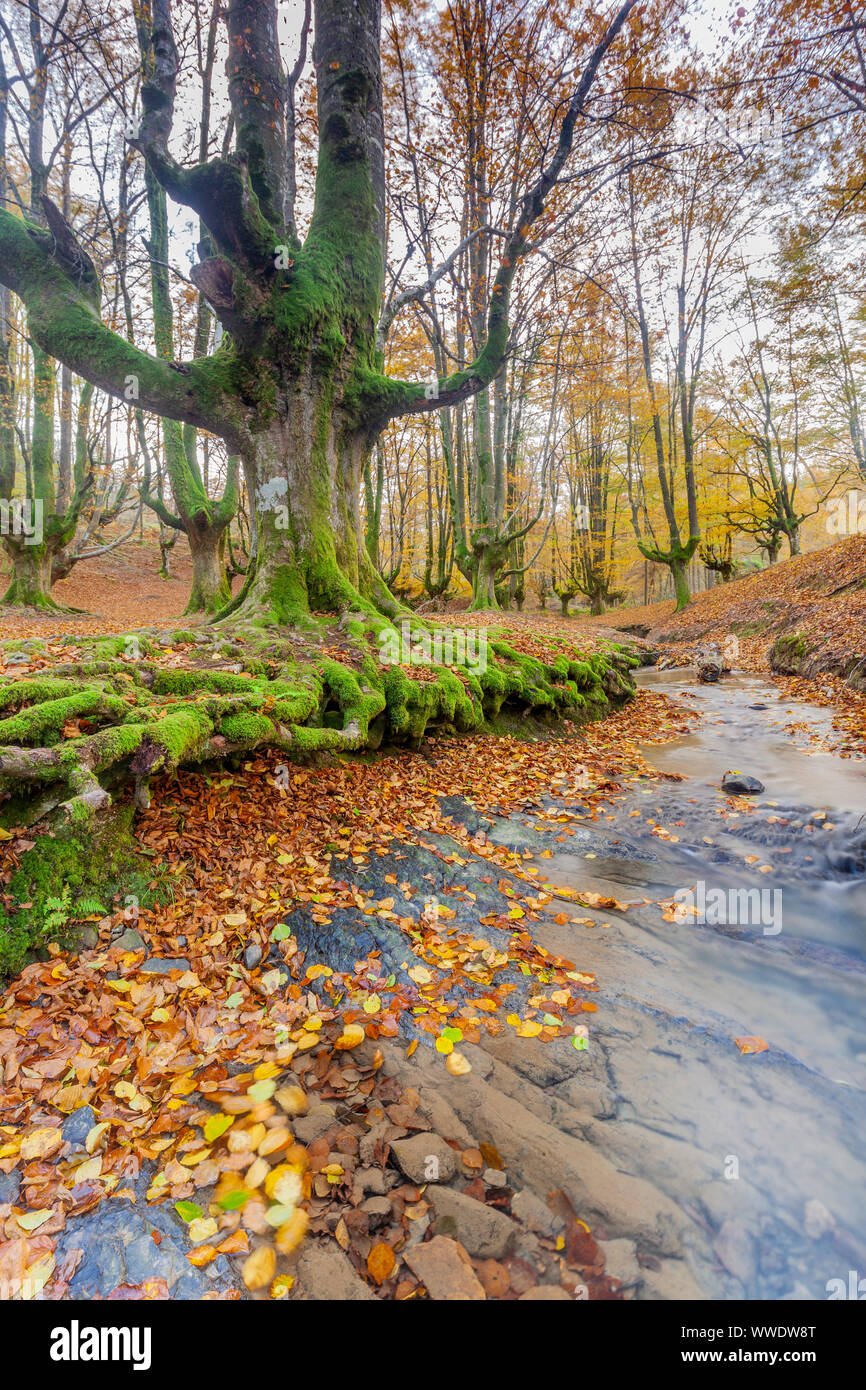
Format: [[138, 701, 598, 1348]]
[[124, 1232, 188, 1287], [603, 1237, 641, 1288], [291, 1242, 376, 1300], [77, 926, 99, 950], [292, 1106, 338, 1145], [112, 926, 145, 952], [62, 1105, 97, 1148], [697, 648, 723, 683], [483, 1168, 507, 1188], [243, 942, 262, 971], [414, 1093, 477, 1150], [511, 1189, 567, 1245], [404, 1235, 486, 1300], [721, 772, 764, 796], [404, 1212, 431, 1248], [360, 1196, 392, 1228], [427, 1185, 516, 1259], [354, 1167, 387, 1198], [640, 1258, 708, 1301], [56, 1201, 236, 1299], [358, 1120, 390, 1166], [391, 1133, 458, 1184], [0, 1170, 21, 1204], [138, 956, 190, 975]]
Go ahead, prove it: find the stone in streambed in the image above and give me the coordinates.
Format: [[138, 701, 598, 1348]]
[[360, 1195, 392, 1228], [721, 771, 764, 796], [427, 1185, 515, 1258], [62, 1105, 97, 1148], [243, 942, 262, 971], [0, 1170, 21, 1204], [404, 1235, 486, 1300], [391, 1133, 458, 1184], [291, 1242, 376, 1301], [138, 956, 190, 974], [111, 926, 145, 952], [511, 1187, 563, 1238]]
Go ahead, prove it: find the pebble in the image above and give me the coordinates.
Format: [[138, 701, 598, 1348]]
[[404, 1236, 486, 1300], [390, 1133, 458, 1184], [62, 1105, 97, 1147], [483, 1168, 507, 1187], [0, 1170, 21, 1204], [111, 926, 145, 952], [426, 1184, 515, 1259], [138, 957, 190, 974], [360, 1196, 392, 1228], [243, 942, 263, 971]]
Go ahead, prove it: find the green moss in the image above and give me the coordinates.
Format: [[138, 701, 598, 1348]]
[[0, 689, 126, 745], [0, 803, 162, 978]]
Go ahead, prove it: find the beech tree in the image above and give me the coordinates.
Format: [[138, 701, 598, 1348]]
[[0, 0, 637, 623], [0, 0, 638, 816]]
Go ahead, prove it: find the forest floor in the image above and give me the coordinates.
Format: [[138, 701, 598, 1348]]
[[0, 536, 864, 1302]]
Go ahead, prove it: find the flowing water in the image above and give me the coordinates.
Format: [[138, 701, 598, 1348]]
[[513, 667, 866, 1297]]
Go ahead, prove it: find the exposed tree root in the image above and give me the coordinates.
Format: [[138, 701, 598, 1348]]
[[0, 616, 638, 827]]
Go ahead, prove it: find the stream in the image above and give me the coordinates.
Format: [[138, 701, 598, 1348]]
[[511, 666, 866, 1297]]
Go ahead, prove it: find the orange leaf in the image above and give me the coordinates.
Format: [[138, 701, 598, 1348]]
[[367, 1242, 396, 1285]]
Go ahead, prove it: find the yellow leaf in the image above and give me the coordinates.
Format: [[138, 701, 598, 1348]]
[[15, 1208, 53, 1231], [275, 1085, 308, 1117], [445, 1051, 472, 1076], [242, 1244, 276, 1290], [20, 1126, 63, 1161], [274, 1207, 308, 1256], [203, 1113, 234, 1143], [179, 1147, 212, 1166], [367, 1242, 396, 1284], [74, 1156, 103, 1182], [188, 1217, 219, 1244]]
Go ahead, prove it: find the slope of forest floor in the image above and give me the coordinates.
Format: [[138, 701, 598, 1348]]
[[589, 535, 866, 686]]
